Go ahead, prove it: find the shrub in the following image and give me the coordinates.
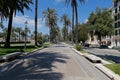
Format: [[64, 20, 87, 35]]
[[75, 44, 83, 51]]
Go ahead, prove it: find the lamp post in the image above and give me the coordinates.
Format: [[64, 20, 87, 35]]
[[24, 21, 28, 49]]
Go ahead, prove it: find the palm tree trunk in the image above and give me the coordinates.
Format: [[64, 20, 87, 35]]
[[4, 9, 14, 48], [35, 0, 38, 46], [72, 6, 75, 43], [67, 26, 69, 41], [65, 25, 67, 41], [19, 32, 20, 42], [75, 6, 78, 44]]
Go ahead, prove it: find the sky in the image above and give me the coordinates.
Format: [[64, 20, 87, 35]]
[[3, 0, 113, 35]]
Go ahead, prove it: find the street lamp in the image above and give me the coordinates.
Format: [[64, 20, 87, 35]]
[[24, 21, 28, 49]]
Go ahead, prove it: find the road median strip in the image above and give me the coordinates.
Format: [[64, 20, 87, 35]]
[[23, 47, 44, 55], [69, 44, 120, 80], [95, 64, 120, 80]]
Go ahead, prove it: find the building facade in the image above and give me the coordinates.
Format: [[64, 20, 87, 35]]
[[112, 0, 120, 46]]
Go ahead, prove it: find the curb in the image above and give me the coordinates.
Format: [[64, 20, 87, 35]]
[[23, 47, 44, 55], [71, 48, 84, 56], [0, 52, 22, 63], [68, 44, 120, 80], [95, 64, 120, 80]]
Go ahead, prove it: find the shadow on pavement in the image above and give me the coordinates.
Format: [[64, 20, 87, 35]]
[[88, 52, 120, 63], [96, 54, 120, 63], [0, 51, 69, 80]]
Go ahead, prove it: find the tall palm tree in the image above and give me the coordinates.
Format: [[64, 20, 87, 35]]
[[1, 28, 7, 41], [21, 27, 30, 48], [0, 0, 9, 20], [0, 22, 4, 29], [61, 14, 71, 41], [3, 0, 32, 48], [42, 8, 58, 42], [35, 0, 38, 46], [65, 0, 85, 44], [15, 27, 22, 42], [25, 27, 31, 46]]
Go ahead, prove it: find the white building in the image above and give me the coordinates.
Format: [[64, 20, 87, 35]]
[[111, 0, 120, 46]]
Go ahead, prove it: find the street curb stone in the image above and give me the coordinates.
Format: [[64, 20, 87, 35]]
[[95, 64, 120, 80], [68, 43, 120, 80]]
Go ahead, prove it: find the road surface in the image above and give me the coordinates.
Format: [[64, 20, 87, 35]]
[[0, 43, 110, 80], [85, 48, 120, 63]]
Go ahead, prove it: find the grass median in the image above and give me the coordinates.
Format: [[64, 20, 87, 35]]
[[0, 44, 43, 56], [104, 64, 120, 75]]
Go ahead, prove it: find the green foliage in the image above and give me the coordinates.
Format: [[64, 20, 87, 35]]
[[88, 8, 114, 42], [78, 24, 88, 44], [42, 8, 58, 43], [105, 64, 120, 75], [61, 14, 71, 41], [0, 44, 43, 56], [75, 44, 83, 51]]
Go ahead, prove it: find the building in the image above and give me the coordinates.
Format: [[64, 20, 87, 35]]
[[112, 0, 120, 46]]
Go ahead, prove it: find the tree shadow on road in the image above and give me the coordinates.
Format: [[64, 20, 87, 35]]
[[94, 54, 120, 63], [0, 51, 69, 80]]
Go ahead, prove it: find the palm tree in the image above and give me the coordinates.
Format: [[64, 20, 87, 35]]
[[0, 0, 9, 20], [21, 27, 30, 48], [11, 27, 17, 41], [42, 8, 58, 42], [2, 28, 8, 41], [0, 22, 4, 29], [35, 0, 38, 46], [25, 27, 31, 41], [4, 0, 32, 48], [65, 0, 85, 44], [61, 14, 71, 41], [15, 27, 22, 42], [54, 26, 60, 43]]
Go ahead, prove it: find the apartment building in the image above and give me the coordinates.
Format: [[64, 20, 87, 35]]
[[112, 0, 120, 46]]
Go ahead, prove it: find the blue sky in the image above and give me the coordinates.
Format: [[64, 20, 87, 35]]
[[3, 0, 112, 34]]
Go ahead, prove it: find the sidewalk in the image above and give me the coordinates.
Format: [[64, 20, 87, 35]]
[[66, 43, 120, 80]]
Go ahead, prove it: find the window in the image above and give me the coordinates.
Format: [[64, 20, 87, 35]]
[[119, 29, 120, 35], [114, 15, 117, 21], [114, 1, 118, 7], [118, 22, 120, 27], [115, 30, 118, 36], [115, 8, 117, 13], [115, 23, 118, 28], [119, 6, 120, 11], [118, 14, 120, 20]]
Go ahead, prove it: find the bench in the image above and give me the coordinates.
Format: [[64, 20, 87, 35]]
[[84, 54, 101, 63]]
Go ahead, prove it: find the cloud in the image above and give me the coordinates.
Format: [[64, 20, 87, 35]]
[[13, 15, 44, 28], [84, 19, 88, 23]]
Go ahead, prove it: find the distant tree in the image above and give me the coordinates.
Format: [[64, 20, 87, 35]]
[[15, 27, 23, 42], [42, 8, 58, 43], [0, 28, 7, 40], [65, 0, 85, 44], [3, 0, 33, 48], [78, 24, 88, 45], [62, 26, 66, 41], [61, 14, 71, 41], [88, 8, 113, 45], [0, 22, 4, 29]]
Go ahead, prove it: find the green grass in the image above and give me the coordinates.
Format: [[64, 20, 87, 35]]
[[43, 43, 50, 48], [105, 64, 120, 75], [80, 50, 87, 53], [0, 44, 43, 56]]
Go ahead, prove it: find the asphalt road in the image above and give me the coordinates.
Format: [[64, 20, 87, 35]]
[[85, 48, 120, 63], [0, 43, 110, 80]]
